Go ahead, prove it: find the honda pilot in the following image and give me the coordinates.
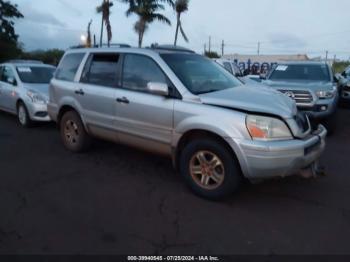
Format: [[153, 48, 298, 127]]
[[48, 46, 327, 199]]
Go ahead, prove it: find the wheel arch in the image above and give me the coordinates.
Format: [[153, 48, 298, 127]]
[[57, 105, 79, 127], [173, 129, 243, 176]]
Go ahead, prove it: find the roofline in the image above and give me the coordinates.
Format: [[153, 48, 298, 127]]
[[0, 62, 56, 67], [276, 61, 328, 65], [64, 46, 196, 55]]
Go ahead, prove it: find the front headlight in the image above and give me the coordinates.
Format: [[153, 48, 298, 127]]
[[27, 91, 47, 104], [316, 86, 337, 99], [246, 115, 293, 141]]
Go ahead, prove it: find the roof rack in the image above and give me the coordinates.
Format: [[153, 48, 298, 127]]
[[100, 43, 131, 48], [6, 60, 44, 64], [149, 44, 195, 53]]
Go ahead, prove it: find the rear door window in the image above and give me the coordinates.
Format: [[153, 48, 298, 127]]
[[81, 53, 120, 87], [56, 53, 85, 81]]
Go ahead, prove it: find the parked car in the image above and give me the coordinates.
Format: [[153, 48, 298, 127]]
[[262, 62, 339, 133], [0, 60, 56, 127], [48, 47, 326, 199], [214, 59, 243, 77], [340, 81, 350, 103], [336, 70, 350, 105]]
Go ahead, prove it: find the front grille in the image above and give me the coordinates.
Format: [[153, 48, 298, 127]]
[[278, 89, 314, 105], [295, 112, 310, 133]]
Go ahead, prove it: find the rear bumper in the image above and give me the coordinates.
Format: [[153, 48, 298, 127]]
[[230, 125, 327, 179]]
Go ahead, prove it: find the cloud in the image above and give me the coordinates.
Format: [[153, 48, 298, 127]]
[[22, 6, 66, 27], [268, 32, 307, 49], [55, 0, 83, 17]]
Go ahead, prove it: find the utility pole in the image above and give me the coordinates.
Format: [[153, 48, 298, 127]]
[[204, 43, 207, 54], [257, 41, 261, 56], [333, 54, 336, 64], [221, 40, 225, 57], [209, 36, 211, 53], [325, 50, 328, 62]]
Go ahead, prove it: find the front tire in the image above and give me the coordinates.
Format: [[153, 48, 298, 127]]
[[17, 102, 32, 128], [60, 111, 91, 153], [179, 138, 242, 200]]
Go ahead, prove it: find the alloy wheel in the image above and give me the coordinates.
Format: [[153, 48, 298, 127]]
[[189, 150, 225, 190], [64, 120, 80, 145], [18, 105, 27, 126]]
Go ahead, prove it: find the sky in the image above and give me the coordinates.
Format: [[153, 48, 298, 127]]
[[10, 0, 350, 59]]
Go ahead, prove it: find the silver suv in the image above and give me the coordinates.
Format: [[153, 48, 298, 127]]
[[48, 47, 327, 199], [0, 60, 55, 127], [262, 62, 339, 133]]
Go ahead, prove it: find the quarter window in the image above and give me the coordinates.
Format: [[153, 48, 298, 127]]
[[122, 54, 167, 92], [56, 53, 85, 81], [1, 66, 16, 84], [81, 53, 120, 87]]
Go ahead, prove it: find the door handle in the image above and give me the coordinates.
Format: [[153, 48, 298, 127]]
[[116, 97, 130, 104], [75, 89, 85, 96]]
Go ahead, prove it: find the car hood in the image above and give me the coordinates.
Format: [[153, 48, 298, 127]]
[[23, 83, 50, 97], [199, 85, 297, 119], [263, 79, 334, 91]]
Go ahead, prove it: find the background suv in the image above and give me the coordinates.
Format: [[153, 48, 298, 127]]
[[48, 47, 326, 199], [0, 60, 56, 127], [262, 61, 339, 133]]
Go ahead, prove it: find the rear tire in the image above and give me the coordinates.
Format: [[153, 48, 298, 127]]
[[60, 111, 91, 153], [17, 102, 32, 128], [179, 138, 242, 200]]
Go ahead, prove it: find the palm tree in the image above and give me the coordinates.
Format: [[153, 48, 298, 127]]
[[96, 0, 113, 47], [174, 0, 189, 46], [86, 20, 93, 47], [125, 0, 174, 48]]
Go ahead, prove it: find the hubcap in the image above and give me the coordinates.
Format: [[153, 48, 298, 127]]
[[189, 151, 225, 190], [64, 120, 79, 145], [18, 106, 27, 125]]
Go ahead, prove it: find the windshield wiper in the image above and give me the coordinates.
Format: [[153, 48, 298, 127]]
[[196, 89, 222, 95]]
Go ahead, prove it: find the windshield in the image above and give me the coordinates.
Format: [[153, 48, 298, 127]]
[[269, 64, 330, 81], [161, 53, 242, 95], [16, 66, 55, 84]]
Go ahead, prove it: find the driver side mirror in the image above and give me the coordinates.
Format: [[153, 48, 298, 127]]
[[7, 77, 16, 86], [146, 82, 169, 96]]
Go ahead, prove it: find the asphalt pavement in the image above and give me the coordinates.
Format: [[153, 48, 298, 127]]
[[0, 109, 350, 255]]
